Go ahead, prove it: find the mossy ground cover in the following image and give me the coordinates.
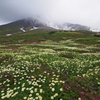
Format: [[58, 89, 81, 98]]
[[0, 31, 100, 100]]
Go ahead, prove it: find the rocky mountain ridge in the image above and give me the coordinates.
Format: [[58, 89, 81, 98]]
[[0, 17, 99, 35]]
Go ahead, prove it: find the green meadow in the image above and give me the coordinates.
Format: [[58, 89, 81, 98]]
[[0, 30, 100, 100]]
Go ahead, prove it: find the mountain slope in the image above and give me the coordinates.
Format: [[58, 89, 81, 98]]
[[0, 17, 95, 35], [47, 22, 90, 31], [0, 18, 44, 35]]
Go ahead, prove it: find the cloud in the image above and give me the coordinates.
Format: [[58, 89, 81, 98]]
[[0, 0, 100, 29]]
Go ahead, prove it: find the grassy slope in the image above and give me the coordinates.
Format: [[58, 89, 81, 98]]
[[0, 20, 25, 35], [0, 20, 56, 35], [0, 30, 100, 100], [0, 30, 98, 44]]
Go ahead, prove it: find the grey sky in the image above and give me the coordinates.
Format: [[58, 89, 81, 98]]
[[0, 0, 100, 29]]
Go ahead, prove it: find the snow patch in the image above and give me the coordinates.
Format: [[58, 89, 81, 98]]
[[30, 26, 39, 31], [6, 34, 11, 36], [90, 28, 100, 32], [20, 27, 26, 32], [46, 22, 76, 30]]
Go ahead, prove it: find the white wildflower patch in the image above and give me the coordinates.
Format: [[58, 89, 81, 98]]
[[0, 38, 100, 100]]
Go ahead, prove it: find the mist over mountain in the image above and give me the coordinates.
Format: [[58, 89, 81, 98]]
[[0, 17, 99, 35], [0, 0, 100, 30], [0, 17, 56, 35], [47, 22, 90, 31]]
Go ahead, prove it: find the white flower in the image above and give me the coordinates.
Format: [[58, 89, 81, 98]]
[[60, 88, 63, 91], [23, 97, 27, 99], [40, 89, 43, 93], [35, 97, 38, 99], [51, 96, 54, 99], [38, 95, 42, 99], [1, 96, 5, 99], [78, 98, 81, 100], [30, 90, 34, 93], [36, 93, 39, 96], [34, 88, 37, 92], [52, 88, 55, 92], [29, 94, 32, 97]]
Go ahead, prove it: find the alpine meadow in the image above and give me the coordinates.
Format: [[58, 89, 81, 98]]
[[0, 28, 100, 100]]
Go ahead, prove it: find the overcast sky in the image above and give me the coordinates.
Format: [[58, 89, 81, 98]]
[[0, 0, 100, 29]]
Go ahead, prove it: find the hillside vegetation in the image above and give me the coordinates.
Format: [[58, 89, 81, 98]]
[[0, 30, 100, 100]]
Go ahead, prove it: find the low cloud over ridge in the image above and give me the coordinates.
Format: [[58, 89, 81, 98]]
[[0, 0, 100, 29]]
